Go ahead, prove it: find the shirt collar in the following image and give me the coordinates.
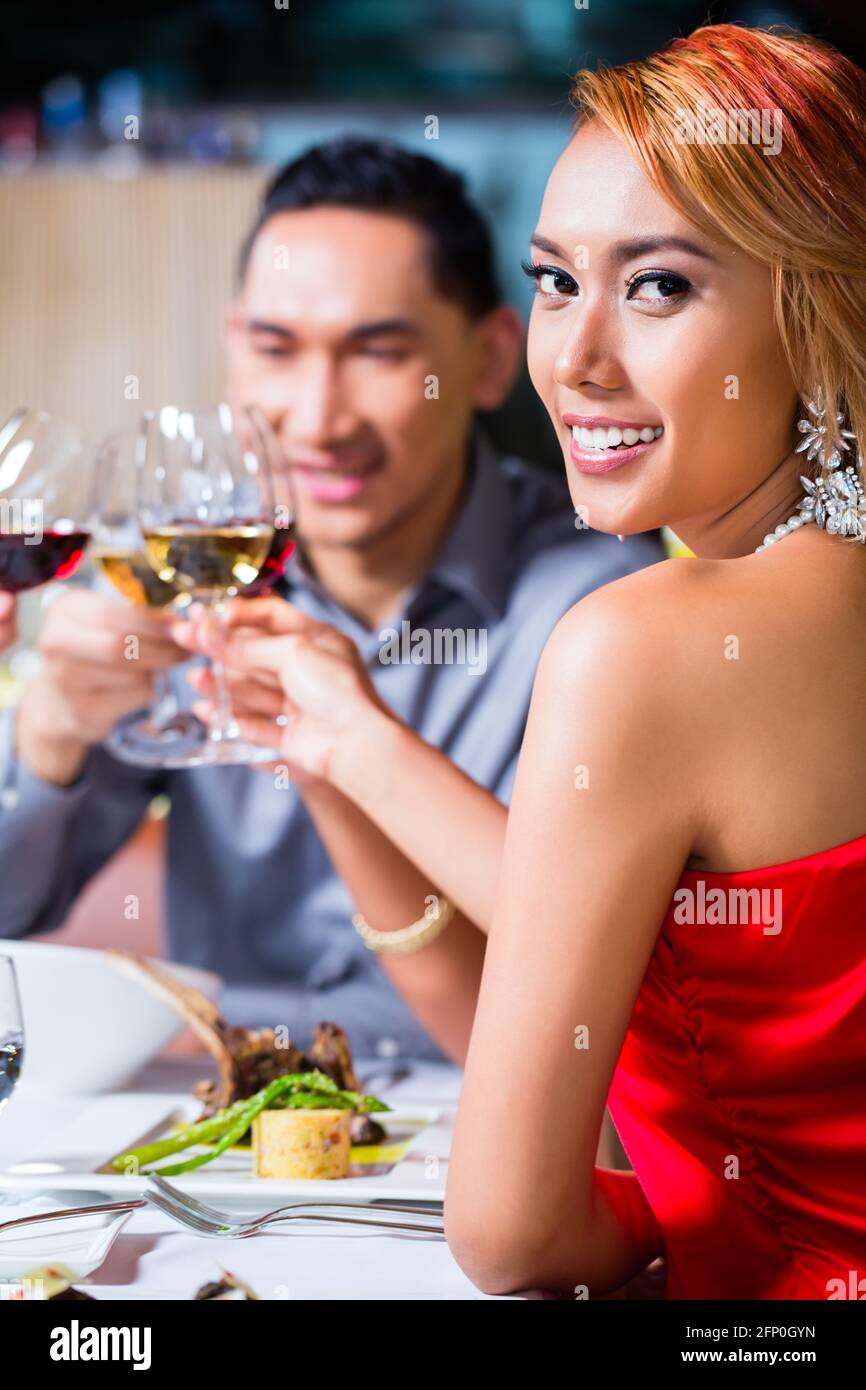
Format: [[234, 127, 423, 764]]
[[419, 429, 511, 624], [280, 428, 511, 627]]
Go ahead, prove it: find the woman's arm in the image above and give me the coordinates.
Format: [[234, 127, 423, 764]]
[[445, 579, 702, 1296], [298, 779, 486, 1063], [176, 598, 508, 930], [329, 703, 507, 931]]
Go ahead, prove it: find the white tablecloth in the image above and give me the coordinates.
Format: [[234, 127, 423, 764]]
[[1, 1057, 520, 1300]]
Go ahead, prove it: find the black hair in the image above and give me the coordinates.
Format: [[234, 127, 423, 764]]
[[237, 135, 501, 320]]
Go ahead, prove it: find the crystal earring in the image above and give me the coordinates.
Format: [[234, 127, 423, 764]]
[[796, 391, 865, 542], [756, 390, 865, 551], [795, 390, 856, 472]]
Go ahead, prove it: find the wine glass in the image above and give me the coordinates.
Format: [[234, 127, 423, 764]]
[[0, 407, 92, 808], [90, 428, 206, 767], [0, 957, 24, 1117], [0, 408, 90, 595], [137, 403, 286, 766]]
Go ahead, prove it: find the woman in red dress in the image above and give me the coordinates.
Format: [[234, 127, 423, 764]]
[[445, 23, 866, 1299]]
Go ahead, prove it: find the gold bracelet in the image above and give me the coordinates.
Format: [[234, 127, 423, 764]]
[[351, 893, 455, 956]]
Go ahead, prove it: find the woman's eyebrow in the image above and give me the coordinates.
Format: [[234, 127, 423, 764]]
[[529, 233, 567, 258], [609, 235, 717, 264], [528, 232, 718, 265]]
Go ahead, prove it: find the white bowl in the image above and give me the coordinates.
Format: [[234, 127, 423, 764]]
[[0, 941, 221, 1094], [0, 1190, 134, 1283]]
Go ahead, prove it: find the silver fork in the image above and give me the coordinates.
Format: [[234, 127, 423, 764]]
[[146, 1174, 445, 1239], [147, 1175, 442, 1221], [0, 1185, 444, 1240]]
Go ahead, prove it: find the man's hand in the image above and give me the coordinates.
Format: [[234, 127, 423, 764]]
[[17, 589, 188, 786], [0, 593, 16, 651], [173, 595, 393, 784]]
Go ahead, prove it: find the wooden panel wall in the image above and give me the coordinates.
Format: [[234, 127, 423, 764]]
[[0, 166, 266, 440]]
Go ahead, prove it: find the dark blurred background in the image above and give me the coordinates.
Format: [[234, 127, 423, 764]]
[[4, 0, 864, 104], [0, 0, 862, 464]]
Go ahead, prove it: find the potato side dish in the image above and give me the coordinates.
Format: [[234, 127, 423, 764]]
[[252, 1108, 352, 1179]]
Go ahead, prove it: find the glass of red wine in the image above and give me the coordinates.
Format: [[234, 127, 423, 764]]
[[0, 407, 90, 595], [0, 408, 92, 809], [137, 403, 292, 766]]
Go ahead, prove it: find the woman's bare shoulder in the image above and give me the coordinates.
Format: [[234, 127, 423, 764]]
[[542, 554, 734, 682], [522, 557, 719, 851], [532, 552, 775, 787]]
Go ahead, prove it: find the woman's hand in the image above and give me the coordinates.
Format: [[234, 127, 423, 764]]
[[0, 593, 16, 651], [172, 596, 394, 784]]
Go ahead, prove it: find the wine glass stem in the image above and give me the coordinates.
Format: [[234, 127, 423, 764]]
[[150, 669, 173, 721], [206, 600, 238, 743]]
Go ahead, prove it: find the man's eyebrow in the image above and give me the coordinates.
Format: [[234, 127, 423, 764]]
[[346, 317, 419, 341], [244, 316, 420, 340], [529, 232, 717, 264], [246, 318, 295, 337]]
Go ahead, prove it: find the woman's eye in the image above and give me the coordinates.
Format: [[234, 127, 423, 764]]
[[626, 271, 691, 304], [521, 260, 577, 299], [538, 269, 577, 297]]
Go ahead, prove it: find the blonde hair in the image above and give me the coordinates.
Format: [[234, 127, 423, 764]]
[[572, 23, 866, 465]]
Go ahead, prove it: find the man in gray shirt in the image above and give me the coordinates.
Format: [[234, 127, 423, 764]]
[[0, 138, 662, 1062]]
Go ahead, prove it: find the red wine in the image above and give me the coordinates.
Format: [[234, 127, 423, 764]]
[[0, 529, 89, 592], [240, 526, 296, 596]]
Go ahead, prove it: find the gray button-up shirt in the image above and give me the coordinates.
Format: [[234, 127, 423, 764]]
[[0, 437, 662, 1060]]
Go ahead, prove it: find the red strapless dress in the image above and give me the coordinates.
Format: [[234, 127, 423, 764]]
[[606, 832, 866, 1300]]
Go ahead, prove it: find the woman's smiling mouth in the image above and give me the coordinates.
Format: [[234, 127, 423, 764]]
[[564, 415, 664, 474]]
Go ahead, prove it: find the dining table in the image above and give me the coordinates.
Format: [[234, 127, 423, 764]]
[[0, 1054, 535, 1301]]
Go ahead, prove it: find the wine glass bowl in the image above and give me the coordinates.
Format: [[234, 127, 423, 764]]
[[91, 428, 203, 766], [0, 408, 90, 594], [138, 404, 273, 596], [136, 404, 284, 766]]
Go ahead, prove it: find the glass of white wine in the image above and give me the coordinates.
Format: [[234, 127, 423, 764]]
[[91, 428, 204, 766], [137, 403, 282, 766]]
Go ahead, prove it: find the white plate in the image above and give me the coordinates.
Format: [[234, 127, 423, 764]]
[[0, 1190, 133, 1282], [0, 1091, 449, 1204]]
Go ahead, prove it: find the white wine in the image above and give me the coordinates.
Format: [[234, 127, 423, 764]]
[[142, 523, 274, 598], [93, 549, 187, 608]]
